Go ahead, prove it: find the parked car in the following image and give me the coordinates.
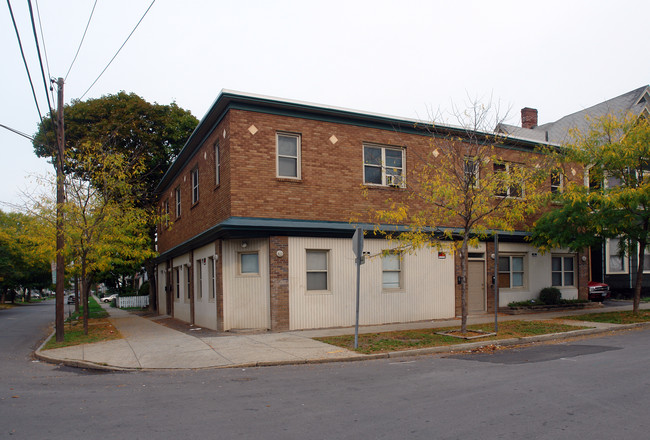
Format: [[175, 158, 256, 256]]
[[588, 281, 610, 301], [102, 294, 118, 303], [67, 294, 76, 304]]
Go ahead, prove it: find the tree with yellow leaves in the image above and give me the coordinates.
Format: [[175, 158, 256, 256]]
[[367, 101, 549, 332]]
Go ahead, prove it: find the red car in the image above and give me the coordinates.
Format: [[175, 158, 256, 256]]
[[588, 281, 610, 301]]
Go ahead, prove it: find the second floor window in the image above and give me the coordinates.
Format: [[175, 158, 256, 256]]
[[175, 187, 181, 218], [215, 140, 221, 186], [363, 144, 405, 187], [191, 167, 199, 204], [494, 162, 522, 198], [550, 169, 563, 194], [464, 157, 480, 188], [277, 133, 301, 179]]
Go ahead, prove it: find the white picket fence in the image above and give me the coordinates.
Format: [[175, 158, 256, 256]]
[[117, 295, 149, 308]]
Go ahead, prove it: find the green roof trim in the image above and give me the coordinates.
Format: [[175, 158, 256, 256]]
[[155, 216, 531, 262]]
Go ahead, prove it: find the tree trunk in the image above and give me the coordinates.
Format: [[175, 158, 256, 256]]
[[633, 238, 646, 314], [74, 275, 80, 313], [1, 288, 5, 304], [81, 257, 89, 335], [460, 237, 469, 333]]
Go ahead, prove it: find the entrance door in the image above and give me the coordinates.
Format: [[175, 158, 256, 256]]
[[165, 270, 173, 315], [468, 261, 486, 313]]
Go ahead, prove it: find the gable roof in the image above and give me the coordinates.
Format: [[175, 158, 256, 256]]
[[498, 85, 650, 144]]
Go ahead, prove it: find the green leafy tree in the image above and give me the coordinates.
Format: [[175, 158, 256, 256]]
[[364, 101, 548, 332], [0, 210, 53, 303], [33, 92, 198, 310], [531, 114, 650, 313]]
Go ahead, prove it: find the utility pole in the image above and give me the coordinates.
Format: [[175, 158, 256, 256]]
[[55, 77, 65, 343]]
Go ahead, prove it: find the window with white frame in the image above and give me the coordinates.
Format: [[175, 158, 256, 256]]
[[382, 253, 402, 289], [208, 256, 216, 300], [215, 140, 220, 186], [186, 266, 191, 299], [551, 255, 575, 286], [174, 267, 180, 300], [306, 250, 328, 291], [494, 162, 523, 198], [191, 167, 199, 204], [464, 157, 479, 188], [550, 169, 563, 194], [175, 187, 181, 218], [363, 144, 405, 187], [196, 260, 203, 300], [239, 252, 259, 275], [277, 133, 301, 179], [163, 199, 170, 227], [607, 238, 627, 273], [498, 255, 525, 288]]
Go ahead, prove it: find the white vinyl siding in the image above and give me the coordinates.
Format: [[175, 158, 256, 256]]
[[288, 237, 454, 330], [222, 239, 269, 330]]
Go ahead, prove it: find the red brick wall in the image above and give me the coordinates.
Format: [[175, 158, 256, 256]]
[[157, 113, 232, 252], [158, 108, 558, 255], [269, 236, 289, 331]]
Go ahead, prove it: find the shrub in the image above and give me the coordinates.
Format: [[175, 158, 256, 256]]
[[138, 281, 150, 296], [539, 287, 562, 305]]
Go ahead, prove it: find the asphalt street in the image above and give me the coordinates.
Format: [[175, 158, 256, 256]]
[[2, 300, 650, 439]]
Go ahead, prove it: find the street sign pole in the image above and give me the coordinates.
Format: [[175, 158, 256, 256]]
[[352, 227, 364, 349]]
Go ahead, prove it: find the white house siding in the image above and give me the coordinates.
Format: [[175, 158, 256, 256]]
[[288, 237, 455, 330], [193, 243, 219, 330], [222, 238, 270, 330], [497, 243, 578, 306], [172, 253, 191, 323]]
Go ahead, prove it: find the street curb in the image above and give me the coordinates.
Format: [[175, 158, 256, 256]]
[[33, 321, 650, 372]]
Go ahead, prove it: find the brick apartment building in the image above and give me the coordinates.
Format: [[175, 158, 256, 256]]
[[154, 90, 588, 332]]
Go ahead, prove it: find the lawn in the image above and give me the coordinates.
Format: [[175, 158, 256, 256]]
[[316, 320, 587, 354], [562, 310, 650, 324], [42, 296, 120, 350]]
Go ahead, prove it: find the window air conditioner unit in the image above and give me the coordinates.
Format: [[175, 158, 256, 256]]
[[386, 175, 405, 188]]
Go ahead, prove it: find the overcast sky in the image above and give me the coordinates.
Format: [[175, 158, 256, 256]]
[[1, 0, 648, 209]]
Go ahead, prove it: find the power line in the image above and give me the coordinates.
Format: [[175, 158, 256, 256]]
[[6, 0, 43, 125], [34, 0, 55, 106], [0, 123, 34, 141], [27, 0, 56, 121], [65, 0, 98, 82], [80, 0, 156, 100]]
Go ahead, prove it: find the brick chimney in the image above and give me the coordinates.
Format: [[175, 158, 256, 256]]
[[521, 107, 538, 129]]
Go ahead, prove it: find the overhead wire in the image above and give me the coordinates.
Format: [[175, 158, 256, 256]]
[[27, 0, 56, 121], [34, 0, 55, 105], [0, 123, 35, 141], [64, 0, 98, 82], [6, 0, 43, 125], [79, 0, 156, 100]]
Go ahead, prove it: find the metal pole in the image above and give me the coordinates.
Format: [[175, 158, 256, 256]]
[[494, 232, 499, 333], [354, 254, 361, 349]]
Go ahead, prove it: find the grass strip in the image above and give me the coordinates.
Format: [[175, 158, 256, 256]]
[[561, 310, 650, 324], [316, 320, 588, 354]]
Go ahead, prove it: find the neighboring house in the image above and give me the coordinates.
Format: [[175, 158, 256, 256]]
[[154, 90, 587, 332], [500, 85, 650, 296]]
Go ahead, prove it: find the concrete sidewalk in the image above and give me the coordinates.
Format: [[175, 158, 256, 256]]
[[35, 299, 650, 371]]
